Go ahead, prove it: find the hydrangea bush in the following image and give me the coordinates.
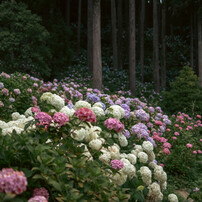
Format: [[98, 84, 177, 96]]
[[0, 72, 201, 201]]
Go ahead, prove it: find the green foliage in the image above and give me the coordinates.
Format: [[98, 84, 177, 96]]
[[162, 66, 202, 116], [0, 1, 51, 77]]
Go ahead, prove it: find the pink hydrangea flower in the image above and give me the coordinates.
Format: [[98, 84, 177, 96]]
[[53, 112, 69, 126], [166, 129, 170, 132], [172, 137, 177, 140], [35, 112, 52, 126], [0, 101, 4, 107], [2, 88, 9, 96], [160, 164, 164, 167], [179, 127, 183, 130], [13, 89, 21, 95], [75, 108, 96, 123], [174, 132, 180, 136], [111, 160, 124, 170], [163, 142, 172, 149], [0, 168, 27, 194], [197, 150, 202, 154], [27, 88, 32, 93], [155, 121, 163, 126], [105, 118, 124, 132], [186, 143, 193, 148], [196, 115, 201, 119], [163, 148, 170, 154], [31, 107, 40, 113], [193, 151, 197, 154], [28, 196, 48, 202], [33, 187, 49, 200]]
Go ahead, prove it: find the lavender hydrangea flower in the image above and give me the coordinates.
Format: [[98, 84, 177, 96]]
[[14, 89, 21, 95], [135, 109, 150, 121], [120, 104, 130, 111], [0, 82, 4, 89], [87, 94, 100, 103], [9, 98, 15, 102], [122, 129, 131, 138]]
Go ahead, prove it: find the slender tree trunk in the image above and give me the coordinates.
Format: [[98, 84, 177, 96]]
[[92, 0, 102, 90], [111, 0, 118, 69], [161, 0, 166, 89], [124, 0, 129, 67], [129, 0, 136, 96], [190, 6, 194, 69], [77, 0, 82, 55], [153, 0, 160, 93], [66, 0, 70, 27], [88, 0, 93, 72], [118, 0, 123, 69], [198, 9, 202, 86], [140, 0, 145, 82]]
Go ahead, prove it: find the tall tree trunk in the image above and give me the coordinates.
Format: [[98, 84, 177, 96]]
[[118, 0, 123, 69], [111, 0, 118, 69], [190, 3, 194, 69], [92, 0, 102, 90], [198, 9, 202, 86], [129, 0, 136, 96], [77, 0, 82, 55], [161, 0, 166, 89], [140, 0, 145, 82], [66, 0, 70, 27], [153, 0, 160, 93], [87, 0, 93, 72]]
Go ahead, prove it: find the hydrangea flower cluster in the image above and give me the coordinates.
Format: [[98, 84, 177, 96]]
[[28, 196, 48, 202], [53, 112, 69, 126], [105, 118, 124, 132], [111, 160, 124, 170], [35, 112, 52, 126], [75, 108, 96, 123], [33, 187, 49, 200], [0, 168, 27, 194]]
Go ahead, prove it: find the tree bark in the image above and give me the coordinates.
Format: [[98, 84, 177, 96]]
[[87, 0, 93, 72], [161, 0, 166, 89], [92, 0, 102, 90], [140, 0, 145, 82], [118, 0, 123, 69], [111, 0, 118, 70], [129, 0, 136, 96], [190, 5, 194, 69], [65, 0, 70, 27], [198, 9, 202, 86], [153, 0, 160, 93], [77, 0, 82, 55]]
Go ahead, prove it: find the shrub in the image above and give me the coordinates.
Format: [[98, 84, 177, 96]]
[[162, 66, 202, 116], [0, 1, 51, 77]]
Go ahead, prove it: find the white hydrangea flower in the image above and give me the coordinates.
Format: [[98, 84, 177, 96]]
[[0, 120, 8, 129], [99, 149, 111, 164], [106, 105, 125, 119], [74, 100, 91, 110], [40, 92, 65, 110], [119, 153, 128, 159], [89, 139, 102, 150], [134, 145, 143, 151], [93, 102, 104, 109], [71, 128, 87, 141], [2, 126, 23, 136], [148, 161, 157, 169], [24, 107, 33, 117], [148, 182, 161, 196], [161, 181, 167, 191], [168, 194, 178, 202], [112, 171, 127, 186], [104, 132, 112, 138], [91, 106, 105, 117], [108, 144, 120, 159], [147, 151, 155, 162], [85, 126, 102, 142], [127, 154, 137, 165], [138, 152, 148, 164], [139, 166, 152, 186], [142, 141, 154, 153], [12, 112, 21, 120], [60, 106, 75, 117], [118, 133, 128, 147]]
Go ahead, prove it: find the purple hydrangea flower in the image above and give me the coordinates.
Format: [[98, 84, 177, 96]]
[[0, 82, 4, 89], [9, 98, 15, 102], [28, 196, 48, 202], [87, 94, 100, 103], [122, 129, 131, 138]]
